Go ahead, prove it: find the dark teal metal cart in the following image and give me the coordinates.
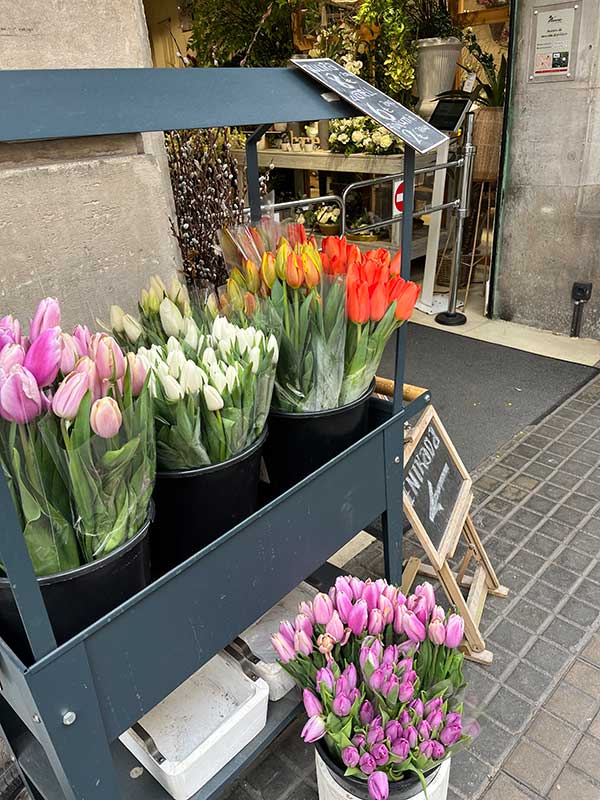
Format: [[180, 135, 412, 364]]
[[0, 66, 435, 800]]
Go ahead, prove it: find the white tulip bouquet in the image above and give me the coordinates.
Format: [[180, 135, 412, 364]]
[[138, 318, 278, 470]]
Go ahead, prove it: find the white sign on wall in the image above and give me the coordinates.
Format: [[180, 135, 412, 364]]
[[530, 2, 581, 82]]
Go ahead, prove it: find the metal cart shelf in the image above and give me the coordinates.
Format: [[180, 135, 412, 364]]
[[0, 66, 437, 800]]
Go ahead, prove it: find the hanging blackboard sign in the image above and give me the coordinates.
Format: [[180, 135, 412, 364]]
[[291, 58, 448, 154], [403, 406, 472, 567]]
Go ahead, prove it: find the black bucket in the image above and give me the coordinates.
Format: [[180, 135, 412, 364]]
[[316, 740, 439, 799], [151, 428, 267, 576], [263, 382, 373, 496], [0, 514, 152, 665]]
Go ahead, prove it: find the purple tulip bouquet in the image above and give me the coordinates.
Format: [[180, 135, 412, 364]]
[[0, 298, 155, 576], [272, 577, 475, 800]]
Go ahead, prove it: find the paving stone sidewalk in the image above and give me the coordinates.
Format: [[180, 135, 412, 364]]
[[226, 373, 600, 800]]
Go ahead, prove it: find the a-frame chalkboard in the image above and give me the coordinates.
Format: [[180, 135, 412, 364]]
[[401, 406, 509, 665], [403, 406, 472, 569]]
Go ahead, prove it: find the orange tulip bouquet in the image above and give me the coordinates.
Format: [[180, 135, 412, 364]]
[[321, 237, 421, 405], [217, 221, 420, 412], [218, 221, 347, 412]]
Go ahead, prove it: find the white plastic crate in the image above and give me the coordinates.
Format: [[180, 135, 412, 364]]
[[315, 752, 451, 800], [238, 581, 317, 701], [120, 652, 269, 800]]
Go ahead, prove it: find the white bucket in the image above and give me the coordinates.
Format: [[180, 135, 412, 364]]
[[315, 751, 451, 800]]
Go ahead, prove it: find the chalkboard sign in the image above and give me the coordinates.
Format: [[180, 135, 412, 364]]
[[403, 407, 472, 567], [291, 58, 448, 155]]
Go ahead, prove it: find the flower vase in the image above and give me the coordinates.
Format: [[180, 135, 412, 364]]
[[415, 37, 462, 114], [150, 429, 267, 576], [262, 382, 373, 496], [315, 746, 451, 800], [0, 512, 152, 665]]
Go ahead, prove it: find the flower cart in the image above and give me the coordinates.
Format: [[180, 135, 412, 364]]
[[0, 67, 451, 800]]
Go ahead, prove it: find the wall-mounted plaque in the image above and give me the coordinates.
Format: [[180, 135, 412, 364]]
[[529, 2, 581, 83]]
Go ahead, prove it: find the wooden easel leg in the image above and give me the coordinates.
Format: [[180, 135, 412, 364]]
[[438, 562, 487, 654], [401, 556, 422, 595], [464, 515, 509, 597]]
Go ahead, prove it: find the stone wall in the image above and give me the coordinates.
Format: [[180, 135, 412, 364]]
[[0, 0, 181, 329], [494, 0, 600, 338]]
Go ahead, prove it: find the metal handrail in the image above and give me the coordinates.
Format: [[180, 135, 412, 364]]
[[243, 194, 343, 218]]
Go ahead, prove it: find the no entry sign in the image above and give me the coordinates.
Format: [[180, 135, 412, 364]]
[[394, 180, 404, 213]]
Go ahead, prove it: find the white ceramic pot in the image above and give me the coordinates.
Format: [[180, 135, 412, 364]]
[[315, 750, 451, 800], [415, 37, 462, 111]]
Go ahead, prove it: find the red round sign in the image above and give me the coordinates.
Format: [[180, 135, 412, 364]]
[[394, 181, 404, 212]]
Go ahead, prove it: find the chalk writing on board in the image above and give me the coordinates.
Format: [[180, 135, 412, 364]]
[[291, 58, 448, 155], [403, 420, 464, 550]]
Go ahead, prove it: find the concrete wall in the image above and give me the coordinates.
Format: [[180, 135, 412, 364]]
[[0, 0, 181, 329], [495, 0, 600, 338]]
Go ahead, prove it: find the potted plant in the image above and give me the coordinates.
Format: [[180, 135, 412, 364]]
[[439, 31, 507, 182], [316, 206, 342, 236], [0, 300, 154, 662], [272, 577, 476, 800], [113, 285, 278, 575], [215, 222, 419, 494], [406, 1, 462, 112]]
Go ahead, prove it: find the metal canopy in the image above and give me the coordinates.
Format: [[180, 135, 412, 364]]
[[0, 67, 359, 142]]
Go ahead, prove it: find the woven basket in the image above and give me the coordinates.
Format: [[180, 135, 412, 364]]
[[472, 107, 504, 183]]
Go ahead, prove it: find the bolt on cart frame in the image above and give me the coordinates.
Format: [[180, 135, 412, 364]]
[[0, 67, 468, 800]]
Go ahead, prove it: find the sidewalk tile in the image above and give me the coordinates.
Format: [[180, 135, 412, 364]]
[[527, 710, 579, 758], [543, 618, 588, 651], [506, 661, 555, 702], [524, 638, 571, 673], [565, 661, 600, 698], [505, 739, 560, 794], [470, 716, 516, 767], [559, 597, 598, 627], [568, 735, 600, 782], [287, 782, 318, 800], [508, 600, 551, 633], [486, 687, 534, 733], [479, 772, 537, 800], [447, 749, 492, 798], [589, 710, 600, 739], [544, 683, 596, 729], [581, 635, 600, 667], [549, 765, 600, 800], [489, 620, 533, 655]]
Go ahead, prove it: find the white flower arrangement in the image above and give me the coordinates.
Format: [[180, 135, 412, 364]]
[[329, 117, 403, 156]]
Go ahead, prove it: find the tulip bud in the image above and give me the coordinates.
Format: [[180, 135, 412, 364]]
[[348, 598, 368, 635], [363, 580, 380, 612], [294, 613, 313, 640], [404, 725, 418, 749], [368, 608, 385, 636], [202, 346, 217, 368], [315, 667, 334, 694], [358, 752, 376, 776], [23, 327, 61, 388], [341, 746, 360, 769], [440, 721, 462, 746], [418, 720, 432, 740], [52, 371, 89, 420], [271, 632, 295, 663], [160, 372, 184, 402], [285, 253, 304, 289], [0, 366, 43, 423], [159, 297, 184, 338], [30, 298, 61, 341], [110, 305, 125, 333], [180, 360, 204, 395], [325, 610, 344, 642], [72, 324, 91, 357], [122, 314, 143, 344], [428, 618, 446, 646], [313, 592, 334, 625], [411, 699, 424, 719], [332, 693, 352, 717], [359, 700, 374, 725], [334, 591, 352, 624], [279, 620, 295, 645], [90, 333, 126, 381], [260, 252, 277, 289], [302, 251, 321, 289], [301, 716, 325, 743], [445, 614, 465, 648], [419, 740, 435, 760], [203, 384, 223, 411], [398, 682, 415, 703], [243, 259, 261, 294], [249, 346, 260, 374], [317, 633, 335, 655], [166, 348, 187, 378], [431, 604, 445, 623], [303, 689, 322, 717], [391, 738, 410, 760], [58, 333, 79, 375], [209, 364, 227, 394], [372, 743, 389, 767], [90, 396, 122, 438], [369, 668, 385, 693], [0, 343, 25, 373], [378, 595, 394, 626], [403, 610, 426, 642], [298, 600, 314, 623], [431, 741, 445, 760], [415, 582, 436, 616], [0, 315, 21, 345]]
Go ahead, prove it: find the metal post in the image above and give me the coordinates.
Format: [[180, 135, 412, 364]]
[[436, 112, 476, 326], [245, 124, 271, 224]]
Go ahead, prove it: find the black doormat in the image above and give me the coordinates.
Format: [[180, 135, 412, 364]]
[[379, 323, 598, 470]]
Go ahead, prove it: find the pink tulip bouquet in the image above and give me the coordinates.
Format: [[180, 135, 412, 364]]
[[0, 298, 155, 576], [272, 577, 475, 800]]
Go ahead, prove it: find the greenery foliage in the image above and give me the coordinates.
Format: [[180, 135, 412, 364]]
[[439, 30, 507, 107]]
